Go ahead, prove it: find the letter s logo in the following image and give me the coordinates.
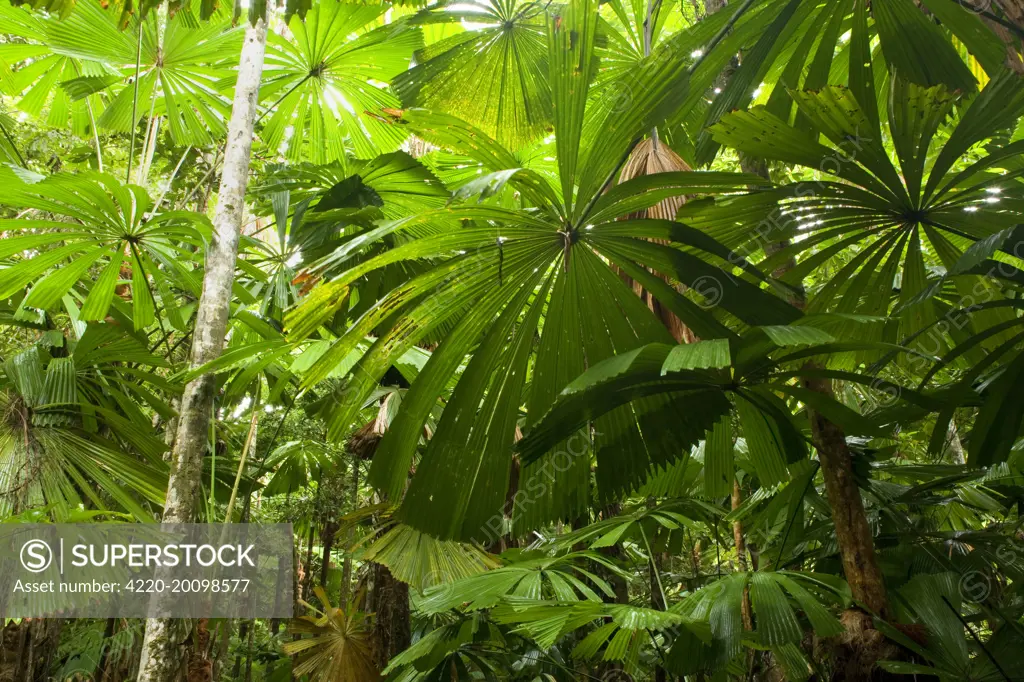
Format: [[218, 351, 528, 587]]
[[20, 540, 52, 573]]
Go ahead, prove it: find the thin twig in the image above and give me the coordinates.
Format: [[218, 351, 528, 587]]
[[126, 26, 145, 184], [224, 387, 261, 523], [151, 146, 193, 216], [177, 148, 223, 210]]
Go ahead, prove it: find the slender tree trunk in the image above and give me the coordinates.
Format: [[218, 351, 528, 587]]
[[242, 622, 255, 682], [163, 398, 179, 458], [211, 621, 231, 682], [319, 520, 339, 589], [731, 480, 753, 631], [804, 372, 889, 617], [136, 19, 268, 682], [270, 554, 289, 635], [230, 621, 249, 680], [740, 145, 892, 677], [947, 419, 966, 465], [340, 460, 359, 605], [301, 524, 315, 602], [368, 487, 410, 673]]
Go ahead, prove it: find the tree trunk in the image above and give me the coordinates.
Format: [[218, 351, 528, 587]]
[[136, 19, 268, 682], [243, 621, 255, 682], [804, 372, 889, 617], [370, 562, 411, 672], [739, 145, 892, 678], [320, 520, 339, 589], [732, 479, 754, 632], [340, 460, 359, 605], [185, 619, 212, 682], [211, 621, 231, 682], [301, 524, 315, 602], [271, 553, 289, 635], [230, 621, 250, 680], [946, 419, 966, 465], [0, 619, 62, 682]]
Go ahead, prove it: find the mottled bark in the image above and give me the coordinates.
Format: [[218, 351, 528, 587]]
[[742, 133, 891, 677], [370, 562, 411, 671], [185, 619, 211, 682], [162, 398, 179, 459], [0, 619, 62, 682], [162, 17, 267, 526], [805, 371, 889, 618], [320, 519, 339, 588], [947, 419, 966, 465], [136, 19, 267, 682]]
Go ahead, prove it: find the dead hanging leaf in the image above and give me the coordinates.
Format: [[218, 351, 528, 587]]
[[615, 137, 698, 343]]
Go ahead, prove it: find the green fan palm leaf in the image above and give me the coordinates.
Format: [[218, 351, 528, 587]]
[[0, 170, 208, 330], [283, 586, 381, 682], [701, 74, 1024, 362], [391, 0, 551, 149], [0, 2, 108, 136], [284, 0, 800, 542], [260, 3, 422, 164], [43, 0, 242, 146], [0, 341, 169, 522]]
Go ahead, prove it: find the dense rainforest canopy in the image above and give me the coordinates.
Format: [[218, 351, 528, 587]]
[[2, 0, 1024, 680]]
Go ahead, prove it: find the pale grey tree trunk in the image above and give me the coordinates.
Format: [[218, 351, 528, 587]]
[[947, 419, 966, 465], [136, 19, 268, 682]]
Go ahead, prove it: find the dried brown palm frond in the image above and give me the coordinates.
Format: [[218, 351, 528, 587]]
[[619, 136, 692, 220], [346, 421, 384, 462], [345, 392, 397, 461], [616, 137, 697, 343], [283, 586, 380, 682]]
